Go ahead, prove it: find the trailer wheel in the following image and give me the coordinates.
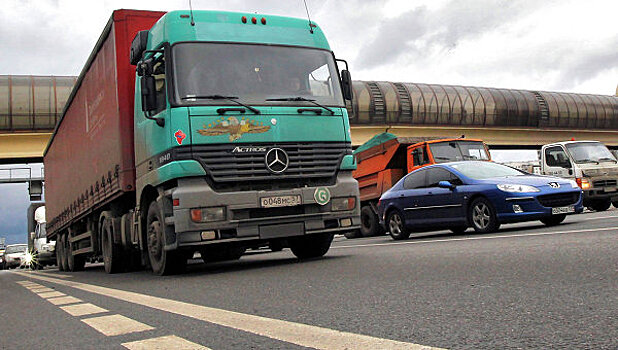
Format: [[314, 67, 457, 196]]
[[56, 235, 65, 271], [66, 235, 86, 272], [360, 206, 382, 237], [289, 233, 334, 259], [146, 201, 186, 275], [102, 217, 123, 274], [589, 199, 611, 212]]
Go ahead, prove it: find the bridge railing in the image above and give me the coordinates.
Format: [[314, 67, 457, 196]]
[[0, 167, 44, 183]]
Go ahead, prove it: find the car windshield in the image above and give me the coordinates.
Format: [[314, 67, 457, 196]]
[[429, 141, 489, 163], [5, 245, 27, 254], [450, 162, 526, 179], [173, 43, 344, 107], [566, 142, 617, 164]]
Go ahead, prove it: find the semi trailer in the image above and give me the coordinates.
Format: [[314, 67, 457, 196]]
[[349, 133, 490, 238], [45, 9, 359, 275]]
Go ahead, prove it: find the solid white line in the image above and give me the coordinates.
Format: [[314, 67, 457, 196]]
[[13, 271, 442, 350], [332, 226, 618, 250]]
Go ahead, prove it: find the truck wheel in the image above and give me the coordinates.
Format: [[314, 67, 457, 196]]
[[360, 206, 382, 237], [589, 199, 611, 212], [66, 236, 86, 272], [289, 233, 334, 259], [387, 210, 410, 240], [540, 214, 566, 226], [469, 197, 500, 233], [102, 217, 123, 274], [146, 201, 186, 275]]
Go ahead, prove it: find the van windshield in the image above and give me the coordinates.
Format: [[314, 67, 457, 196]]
[[173, 43, 344, 107], [566, 142, 617, 164]]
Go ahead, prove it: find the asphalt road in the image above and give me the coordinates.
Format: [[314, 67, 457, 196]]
[[1, 209, 616, 349]]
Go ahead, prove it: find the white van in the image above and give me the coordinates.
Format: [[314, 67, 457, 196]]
[[30, 206, 56, 268]]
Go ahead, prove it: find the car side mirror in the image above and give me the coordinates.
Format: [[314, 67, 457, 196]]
[[438, 180, 455, 190]]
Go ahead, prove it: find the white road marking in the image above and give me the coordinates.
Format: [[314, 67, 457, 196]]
[[30, 287, 55, 293], [16, 281, 41, 287], [122, 335, 211, 350], [60, 303, 108, 317], [46, 295, 83, 305], [38, 291, 66, 298], [333, 226, 618, 250], [82, 314, 155, 337], [14, 271, 442, 350]]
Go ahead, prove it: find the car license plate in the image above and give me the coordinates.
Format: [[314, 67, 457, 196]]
[[551, 206, 575, 215], [260, 195, 302, 208]]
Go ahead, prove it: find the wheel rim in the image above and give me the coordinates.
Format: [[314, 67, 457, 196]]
[[472, 203, 491, 229], [389, 213, 403, 236], [148, 221, 162, 262]]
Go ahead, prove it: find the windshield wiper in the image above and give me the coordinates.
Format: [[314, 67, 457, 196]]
[[181, 95, 260, 114], [265, 97, 335, 115], [598, 157, 618, 163]]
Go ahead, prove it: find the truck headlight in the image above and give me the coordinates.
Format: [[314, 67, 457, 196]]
[[190, 207, 226, 222], [331, 197, 356, 211], [497, 184, 540, 193]]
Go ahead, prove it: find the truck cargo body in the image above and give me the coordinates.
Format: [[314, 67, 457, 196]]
[[45, 10, 359, 275], [350, 133, 489, 237]]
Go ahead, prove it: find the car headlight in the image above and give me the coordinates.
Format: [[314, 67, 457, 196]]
[[497, 184, 540, 193], [567, 180, 579, 189]]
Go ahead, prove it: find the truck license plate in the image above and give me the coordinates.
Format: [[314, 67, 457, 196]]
[[260, 195, 302, 208], [551, 206, 575, 215]]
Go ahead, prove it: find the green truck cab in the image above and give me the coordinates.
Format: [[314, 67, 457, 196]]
[[131, 11, 360, 273]]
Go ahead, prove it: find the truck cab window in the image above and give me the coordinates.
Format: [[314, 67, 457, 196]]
[[153, 57, 166, 114], [412, 147, 429, 166], [545, 146, 569, 167]]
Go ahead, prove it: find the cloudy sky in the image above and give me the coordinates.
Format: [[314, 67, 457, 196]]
[[0, 0, 616, 243]]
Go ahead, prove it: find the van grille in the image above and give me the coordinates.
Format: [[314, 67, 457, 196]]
[[537, 192, 580, 207], [593, 179, 617, 187]]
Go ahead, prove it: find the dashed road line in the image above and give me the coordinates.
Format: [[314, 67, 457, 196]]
[[47, 295, 83, 305], [81, 314, 155, 336], [122, 335, 212, 350], [60, 303, 108, 317], [38, 291, 66, 298], [333, 226, 618, 250], [15, 272, 441, 350]]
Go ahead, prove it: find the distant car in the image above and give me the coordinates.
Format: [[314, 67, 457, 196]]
[[2, 244, 28, 269], [378, 161, 584, 240]]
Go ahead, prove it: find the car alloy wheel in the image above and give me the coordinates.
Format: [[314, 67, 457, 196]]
[[387, 211, 409, 240], [472, 203, 491, 230], [469, 197, 500, 233]]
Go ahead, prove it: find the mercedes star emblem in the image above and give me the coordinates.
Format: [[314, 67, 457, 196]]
[[265, 148, 289, 173]]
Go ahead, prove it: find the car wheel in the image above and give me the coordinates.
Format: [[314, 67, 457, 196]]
[[146, 201, 186, 275], [360, 206, 383, 237], [387, 210, 410, 240], [289, 233, 334, 259], [469, 197, 500, 233], [540, 214, 566, 226], [449, 226, 468, 235], [589, 199, 611, 212]]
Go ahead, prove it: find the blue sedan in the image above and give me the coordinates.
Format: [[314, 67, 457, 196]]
[[378, 161, 584, 240]]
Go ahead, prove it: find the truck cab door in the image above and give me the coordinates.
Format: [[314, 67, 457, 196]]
[[543, 146, 573, 178], [407, 144, 430, 173]]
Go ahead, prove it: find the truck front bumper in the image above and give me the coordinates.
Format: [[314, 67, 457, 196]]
[[167, 173, 360, 249]]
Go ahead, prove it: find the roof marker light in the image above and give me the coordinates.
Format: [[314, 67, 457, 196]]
[[251, 17, 257, 24], [261, 17, 266, 25], [241, 16, 247, 23]]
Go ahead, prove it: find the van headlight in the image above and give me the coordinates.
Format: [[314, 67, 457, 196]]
[[497, 184, 540, 193]]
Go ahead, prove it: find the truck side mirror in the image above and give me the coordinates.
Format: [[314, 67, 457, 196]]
[[140, 76, 165, 127], [130, 30, 149, 65], [340, 70, 353, 101]]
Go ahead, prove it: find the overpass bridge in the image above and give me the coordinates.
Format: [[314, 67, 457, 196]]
[[1, 75, 616, 164]]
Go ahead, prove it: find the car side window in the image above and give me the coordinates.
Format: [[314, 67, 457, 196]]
[[545, 146, 569, 167], [403, 170, 426, 189], [426, 168, 454, 188], [449, 172, 464, 186]]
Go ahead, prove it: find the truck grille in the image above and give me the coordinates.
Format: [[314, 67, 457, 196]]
[[593, 179, 617, 187], [537, 192, 580, 207], [189, 142, 351, 186]]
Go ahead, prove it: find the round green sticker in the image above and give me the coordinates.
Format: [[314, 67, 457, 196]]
[[314, 187, 331, 206]]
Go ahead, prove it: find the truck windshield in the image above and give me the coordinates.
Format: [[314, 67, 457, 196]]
[[172, 43, 344, 107], [429, 141, 489, 163], [566, 142, 617, 164], [5, 245, 27, 254]]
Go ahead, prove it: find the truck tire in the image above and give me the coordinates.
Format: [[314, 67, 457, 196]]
[[56, 235, 65, 271], [589, 199, 611, 212], [540, 214, 566, 226], [469, 197, 500, 233], [360, 206, 382, 237], [101, 217, 123, 274], [289, 233, 334, 259], [66, 236, 86, 272], [387, 210, 410, 240], [146, 201, 187, 275]]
